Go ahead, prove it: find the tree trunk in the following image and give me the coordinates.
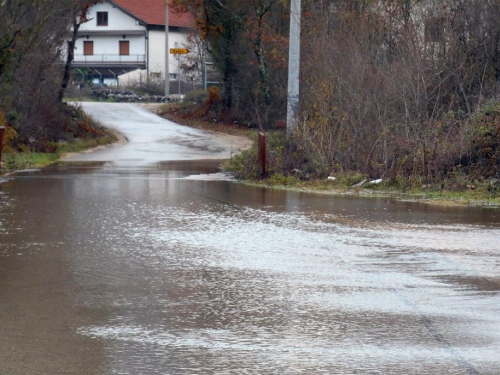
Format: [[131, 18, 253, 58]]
[[254, 38, 271, 105], [58, 20, 81, 102], [254, 14, 271, 105], [223, 59, 233, 109]]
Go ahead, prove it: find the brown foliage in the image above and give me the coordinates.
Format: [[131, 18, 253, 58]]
[[0, 0, 95, 151], [177, 0, 289, 128], [296, 0, 500, 180]]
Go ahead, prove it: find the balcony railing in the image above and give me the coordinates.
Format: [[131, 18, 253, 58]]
[[74, 54, 146, 64]]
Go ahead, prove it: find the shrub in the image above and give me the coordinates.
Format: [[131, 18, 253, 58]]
[[222, 146, 260, 179], [183, 89, 209, 104]]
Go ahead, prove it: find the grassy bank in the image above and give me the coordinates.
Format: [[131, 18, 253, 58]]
[[222, 144, 500, 208], [240, 176, 500, 207], [1, 103, 118, 174], [1, 132, 117, 172]]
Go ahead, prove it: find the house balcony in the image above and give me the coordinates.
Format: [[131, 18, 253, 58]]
[[73, 54, 146, 69]]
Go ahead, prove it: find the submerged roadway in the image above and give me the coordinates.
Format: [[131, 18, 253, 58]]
[[1, 103, 499, 374]]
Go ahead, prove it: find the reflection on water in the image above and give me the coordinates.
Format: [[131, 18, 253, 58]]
[[1, 161, 499, 374]]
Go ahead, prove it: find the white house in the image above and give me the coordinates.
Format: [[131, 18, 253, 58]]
[[72, 0, 194, 88]]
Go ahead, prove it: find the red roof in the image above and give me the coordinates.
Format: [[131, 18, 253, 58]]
[[111, 0, 194, 28]]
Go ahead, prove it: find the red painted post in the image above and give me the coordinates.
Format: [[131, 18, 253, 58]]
[[258, 132, 266, 176], [0, 127, 5, 169]]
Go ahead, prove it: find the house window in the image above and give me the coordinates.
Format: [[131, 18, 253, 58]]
[[169, 73, 177, 80], [119, 41, 130, 56], [97, 12, 108, 26], [84, 41, 94, 56]]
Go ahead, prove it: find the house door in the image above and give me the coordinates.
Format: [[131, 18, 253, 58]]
[[83, 41, 94, 56], [119, 41, 130, 56]]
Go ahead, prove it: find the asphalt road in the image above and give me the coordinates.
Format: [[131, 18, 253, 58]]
[[65, 102, 249, 164], [1, 104, 499, 374]]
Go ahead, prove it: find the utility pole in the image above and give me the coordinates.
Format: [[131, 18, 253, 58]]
[[164, 0, 170, 96], [286, 0, 301, 134]]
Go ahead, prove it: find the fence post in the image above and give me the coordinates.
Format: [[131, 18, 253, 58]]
[[258, 132, 267, 177], [0, 126, 5, 169]]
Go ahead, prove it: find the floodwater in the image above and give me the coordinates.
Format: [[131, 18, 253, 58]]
[[1, 104, 500, 374]]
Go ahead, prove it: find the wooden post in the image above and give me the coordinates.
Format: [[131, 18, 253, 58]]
[[0, 127, 5, 169], [258, 132, 266, 176]]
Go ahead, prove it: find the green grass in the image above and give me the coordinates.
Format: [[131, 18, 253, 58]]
[[229, 171, 500, 208], [399, 186, 500, 206], [2, 152, 59, 171], [1, 133, 117, 172], [54, 133, 117, 154]]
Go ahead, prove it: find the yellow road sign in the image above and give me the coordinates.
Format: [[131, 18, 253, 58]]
[[170, 48, 189, 55]]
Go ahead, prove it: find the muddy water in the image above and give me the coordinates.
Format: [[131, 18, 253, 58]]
[[1, 162, 500, 375]]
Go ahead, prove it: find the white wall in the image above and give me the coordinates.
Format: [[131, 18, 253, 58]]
[[75, 35, 146, 59], [118, 69, 143, 86], [119, 29, 190, 86], [80, 2, 145, 32], [74, 1, 146, 63], [148, 30, 188, 75], [71, 1, 194, 89]]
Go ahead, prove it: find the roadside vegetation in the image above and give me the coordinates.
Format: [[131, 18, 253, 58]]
[[0, 0, 114, 173], [171, 0, 500, 205], [1, 105, 117, 172], [221, 133, 500, 206], [157, 88, 256, 138]]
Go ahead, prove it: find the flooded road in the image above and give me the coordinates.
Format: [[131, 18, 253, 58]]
[[64, 103, 249, 164], [1, 104, 500, 374]]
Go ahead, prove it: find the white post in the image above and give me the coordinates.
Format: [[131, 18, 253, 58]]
[[164, 0, 170, 96], [286, 0, 301, 134]]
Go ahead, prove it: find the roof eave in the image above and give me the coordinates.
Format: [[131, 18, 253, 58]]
[[108, 0, 149, 26], [107, 0, 194, 29]]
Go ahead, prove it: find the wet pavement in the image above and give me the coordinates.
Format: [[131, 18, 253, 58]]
[[1, 104, 500, 374], [64, 102, 248, 164]]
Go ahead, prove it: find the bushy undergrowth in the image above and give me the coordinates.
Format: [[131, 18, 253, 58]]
[[1, 104, 116, 171], [2, 131, 116, 171], [2, 104, 108, 153], [183, 89, 209, 105], [224, 100, 500, 188], [466, 101, 500, 179], [160, 87, 245, 128], [288, 101, 500, 183], [188, 0, 500, 187], [222, 146, 260, 179]]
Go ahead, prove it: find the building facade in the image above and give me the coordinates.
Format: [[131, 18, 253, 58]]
[[72, 0, 194, 87]]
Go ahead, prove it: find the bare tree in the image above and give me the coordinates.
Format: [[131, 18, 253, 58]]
[[0, 0, 101, 150], [59, 2, 94, 102]]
